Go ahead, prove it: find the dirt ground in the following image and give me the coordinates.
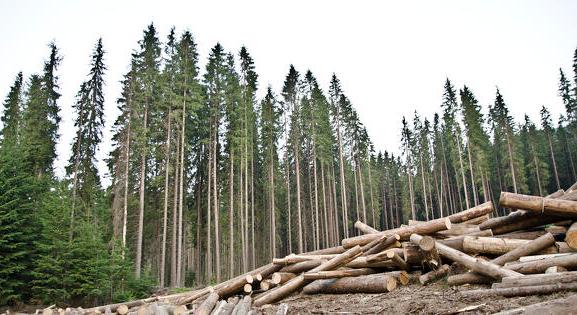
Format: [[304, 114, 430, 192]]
[[255, 283, 573, 314]]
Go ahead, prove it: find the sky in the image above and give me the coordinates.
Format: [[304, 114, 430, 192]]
[[0, 0, 576, 187]]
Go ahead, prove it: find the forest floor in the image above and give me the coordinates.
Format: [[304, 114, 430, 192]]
[[254, 283, 572, 314]]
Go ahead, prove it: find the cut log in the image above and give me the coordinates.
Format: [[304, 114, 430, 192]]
[[499, 192, 577, 218], [196, 292, 219, 315], [279, 260, 324, 273], [517, 253, 573, 263], [212, 300, 227, 315], [546, 266, 568, 273], [243, 283, 252, 294], [418, 235, 442, 270], [117, 305, 128, 315], [566, 221, 577, 250], [494, 230, 548, 240], [231, 296, 251, 315], [259, 279, 274, 291], [493, 293, 577, 315], [301, 245, 346, 255], [216, 296, 239, 315], [402, 242, 424, 265], [303, 268, 377, 280], [504, 253, 577, 274], [460, 282, 577, 298], [364, 234, 400, 256], [354, 220, 379, 234], [386, 250, 409, 270], [492, 214, 567, 235], [447, 232, 556, 285], [419, 264, 450, 285], [438, 230, 493, 252], [386, 270, 410, 285], [462, 236, 560, 255], [462, 214, 490, 225], [271, 272, 296, 285], [492, 271, 577, 289], [343, 202, 494, 248], [273, 254, 336, 265], [302, 273, 398, 294], [410, 233, 522, 279], [435, 224, 481, 238], [253, 245, 363, 307], [215, 263, 281, 299], [344, 256, 397, 269]]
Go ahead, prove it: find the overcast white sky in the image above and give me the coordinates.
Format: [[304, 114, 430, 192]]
[[1, 0, 576, 186]]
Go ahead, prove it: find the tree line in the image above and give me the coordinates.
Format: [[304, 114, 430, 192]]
[[1, 23, 576, 306]]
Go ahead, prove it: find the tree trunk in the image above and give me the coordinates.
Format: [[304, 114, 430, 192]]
[[358, 162, 367, 226], [302, 274, 398, 294], [566, 222, 577, 250], [336, 107, 348, 238], [467, 142, 478, 205], [367, 158, 376, 227], [229, 150, 235, 278], [177, 98, 186, 286], [270, 147, 276, 259], [135, 106, 148, 279], [505, 130, 518, 193], [171, 135, 179, 286], [160, 109, 172, 287], [419, 264, 450, 285], [456, 132, 470, 209], [499, 192, 577, 217], [547, 130, 561, 190], [122, 115, 131, 258], [213, 115, 221, 283], [295, 142, 303, 253], [207, 127, 213, 283], [419, 152, 429, 220]]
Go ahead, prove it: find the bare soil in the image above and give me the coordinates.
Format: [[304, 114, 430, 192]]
[[255, 283, 573, 314]]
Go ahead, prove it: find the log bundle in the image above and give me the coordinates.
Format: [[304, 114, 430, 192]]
[[51, 183, 577, 315]]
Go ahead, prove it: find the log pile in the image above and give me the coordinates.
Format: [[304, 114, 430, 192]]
[[43, 183, 577, 314]]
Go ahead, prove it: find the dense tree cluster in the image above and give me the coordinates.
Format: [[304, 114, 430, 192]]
[[1, 23, 576, 307]]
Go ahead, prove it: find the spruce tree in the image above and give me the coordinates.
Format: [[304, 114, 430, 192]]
[[0, 72, 24, 147], [67, 38, 106, 232]]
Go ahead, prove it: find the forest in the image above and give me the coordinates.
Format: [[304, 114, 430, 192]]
[[1, 23, 576, 307]]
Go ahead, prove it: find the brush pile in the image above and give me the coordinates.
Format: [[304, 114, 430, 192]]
[[32, 182, 577, 315]]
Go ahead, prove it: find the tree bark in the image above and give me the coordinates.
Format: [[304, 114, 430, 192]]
[[565, 221, 577, 250], [504, 253, 577, 274], [302, 273, 397, 294], [499, 192, 577, 218], [160, 109, 172, 287], [354, 220, 379, 234], [493, 271, 577, 289], [302, 268, 377, 280], [196, 292, 219, 315], [410, 234, 522, 279], [419, 264, 450, 285], [135, 106, 148, 279]]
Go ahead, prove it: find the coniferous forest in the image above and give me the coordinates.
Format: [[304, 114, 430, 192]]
[[1, 23, 577, 307]]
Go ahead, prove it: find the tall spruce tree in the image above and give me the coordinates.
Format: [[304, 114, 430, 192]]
[[0, 72, 24, 147]]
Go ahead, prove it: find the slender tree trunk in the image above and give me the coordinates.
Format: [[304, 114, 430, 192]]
[[135, 106, 148, 279], [206, 128, 212, 283], [419, 153, 429, 220], [336, 111, 348, 238], [331, 163, 340, 244], [171, 133, 180, 287], [213, 115, 220, 283], [313, 149, 320, 251], [456, 132, 470, 209], [239, 150, 246, 271], [467, 143, 478, 206], [177, 98, 186, 286], [353, 163, 360, 222], [382, 177, 389, 229], [229, 150, 234, 278], [358, 161, 367, 225], [270, 147, 276, 259], [321, 163, 329, 249], [122, 115, 131, 258], [194, 183, 201, 285], [295, 142, 303, 253], [251, 157, 255, 268], [505, 130, 518, 193], [367, 158, 376, 227], [286, 156, 292, 254], [546, 130, 561, 190], [530, 143, 543, 196], [160, 109, 172, 287]]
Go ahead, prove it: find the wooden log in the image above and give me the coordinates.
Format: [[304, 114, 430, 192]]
[[303, 268, 377, 280], [259, 279, 274, 291], [243, 283, 252, 294], [196, 292, 219, 315], [117, 305, 129, 315], [354, 220, 379, 234], [460, 282, 577, 298], [302, 273, 398, 294], [271, 272, 296, 285], [216, 296, 239, 315], [364, 234, 400, 255], [504, 253, 577, 273], [438, 230, 493, 252], [386, 270, 410, 285], [518, 253, 573, 262], [500, 192, 577, 218], [342, 217, 451, 248], [215, 263, 281, 299], [462, 236, 561, 255], [418, 235, 442, 269], [344, 256, 397, 269], [253, 245, 363, 307], [301, 245, 346, 256], [273, 254, 337, 265], [402, 242, 424, 265], [493, 293, 577, 315], [435, 224, 481, 237], [343, 202, 493, 248], [410, 233, 522, 279], [462, 214, 490, 225], [231, 296, 251, 315], [566, 221, 577, 250], [546, 266, 568, 273], [212, 300, 227, 315], [447, 232, 556, 285], [386, 250, 409, 270], [494, 230, 548, 240], [560, 190, 577, 201], [279, 260, 324, 273], [492, 214, 567, 235], [419, 264, 450, 285], [492, 271, 577, 289]]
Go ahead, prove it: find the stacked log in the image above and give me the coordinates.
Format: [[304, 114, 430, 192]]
[[71, 182, 577, 315]]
